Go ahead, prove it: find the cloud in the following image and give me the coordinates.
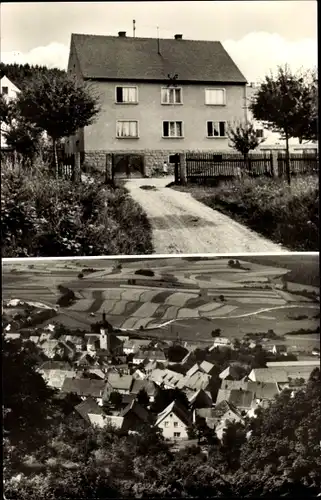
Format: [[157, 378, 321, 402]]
[[1, 32, 317, 83], [223, 32, 317, 82], [1, 42, 69, 70]]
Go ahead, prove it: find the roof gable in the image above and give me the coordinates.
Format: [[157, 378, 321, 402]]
[[71, 33, 247, 84], [156, 400, 191, 427]]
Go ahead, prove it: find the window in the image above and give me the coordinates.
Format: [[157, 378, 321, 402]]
[[205, 88, 226, 105], [174, 422, 178, 427], [173, 432, 181, 438], [256, 129, 264, 138], [116, 120, 138, 138], [207, 121, 226, 137], [163, 121, 183, 138], [2, 86, 8, 95], [164, 421, 169, 428], [116, 86, 138, 103], [161, 87, 182, 104]]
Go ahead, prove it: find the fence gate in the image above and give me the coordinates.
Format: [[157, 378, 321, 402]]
[[112, 154, 145, 178]]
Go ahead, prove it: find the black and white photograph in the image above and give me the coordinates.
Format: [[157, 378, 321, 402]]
[[1, 1, 320, 499], [1, 1, 318, 257], [2, 254, 320, 498]]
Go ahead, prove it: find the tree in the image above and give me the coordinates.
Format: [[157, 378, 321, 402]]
[[211, 328, 222, 338], [3, 118, 42, 167], [15, 72, 101, 176], [227, 121, 265, 173], [250, 65, 317, 185], [136, 388, 149, 407], [109, 391, 123, 409]]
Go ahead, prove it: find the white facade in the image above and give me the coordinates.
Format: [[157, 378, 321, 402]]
[[1, 76, 20, 149], [157, 411, 189, 440], [246, 83, 318, 152]]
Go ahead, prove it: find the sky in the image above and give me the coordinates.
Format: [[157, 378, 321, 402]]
[[1, 1, 317, 82]]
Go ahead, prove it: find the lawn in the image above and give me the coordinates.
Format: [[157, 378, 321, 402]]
[[170, 175, 319, 251], [1, 166, 154, 257]]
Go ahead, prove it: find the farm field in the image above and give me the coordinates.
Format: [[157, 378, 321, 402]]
[[2, 256, 319, 346]]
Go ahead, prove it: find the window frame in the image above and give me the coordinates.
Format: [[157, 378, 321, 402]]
[[205, 88, 226, 106], [116, 120, 139, 139], [162, 120, 184, 139], [164, 421, 169, 428], [255, 128, 264, 138], [173, 432, 181, 438], [2, 86, 9, 95], [173, 421, 178, 428], [161, 86, 183, 105], [115, 85, 139, 104], [206, 120, 227, 138]]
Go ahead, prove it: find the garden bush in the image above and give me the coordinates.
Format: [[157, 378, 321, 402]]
[[1, 167, 153, 257], [172, 175, 319, 251]]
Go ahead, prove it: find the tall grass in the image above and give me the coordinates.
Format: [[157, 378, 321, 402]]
[[172, 175, 319, 251], [1, 166, 153, 257]]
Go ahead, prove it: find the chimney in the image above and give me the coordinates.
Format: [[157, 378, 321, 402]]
[[174, 34, 183, 40], [118, 31, 126, 37]]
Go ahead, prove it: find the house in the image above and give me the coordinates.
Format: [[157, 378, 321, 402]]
[[209, 337, 232, 350], [61, 377, 106, 405], [186, 389, 213, 409], [195, 400, 243, 437], [130, 379, 159, 402], [219, 365, 243, 381], [133, 350, 167, 365], [39, 368, 78, 389], [155, 401, 192, 440], [75, 396, 104, 423], [149, 368, 184, 389], [249, 362, 319, 387], [220, 379, 279, 402], [119, 400, 151, 431], [1, 75, 21, 149], [123, 338, 151, 355], [103, 373, 133, 400], [266, 344, 287, 356], [66, 32, 247, 175], [177, 371, 212, 392], [216, 388, 254, 412], [186, 361, 216, 378]]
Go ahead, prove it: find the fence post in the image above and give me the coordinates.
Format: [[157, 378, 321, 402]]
[[271, 151, 279, 177], [74, 152, 81, 182], [105, 153, 113, 183], [179, 153, 187, 185]]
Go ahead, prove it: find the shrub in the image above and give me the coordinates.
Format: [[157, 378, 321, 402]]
[[173, 175, 318, 251], [1, 167, 153, 257]]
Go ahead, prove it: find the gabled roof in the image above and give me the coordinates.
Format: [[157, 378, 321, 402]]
[[120, 400, 150, 422], [75, 396, 104, 422], [249, 368, 289, 384], [200, 360, 215, 374], [131, 379, 158, 397], [39, 360, 72, 371], [196, 400, 242, 421], [216, 389, 253, 409], [219, 365, 242, 380], [61, 377, 106, 397], [70, 33, 247, 83], [106, 373, 133, 391], [187, 389, 213, 406], [155, 400, 192, 428]]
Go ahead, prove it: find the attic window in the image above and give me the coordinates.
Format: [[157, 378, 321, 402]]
[[2, 86, 8, 95]]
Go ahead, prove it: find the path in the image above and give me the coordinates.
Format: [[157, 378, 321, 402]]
[[125, 176, 286, 254]]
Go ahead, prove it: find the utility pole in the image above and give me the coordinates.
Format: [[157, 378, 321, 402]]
[[133, 19, 136, 37], [157, 26, 160, 54]]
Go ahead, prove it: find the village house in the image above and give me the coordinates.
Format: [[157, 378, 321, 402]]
[[215, 388, 254, 413], [155, 401, 192, 440], [194, 400, 244, 438], [133, 349, 167, 365], [130, 379, 159, 402], [66, 31, 247, 175], [0, 75, 21, 149], [186, 388, 213, 410], [61, 377, 106, 405], [103, 373, 133, 402], [209, 337, 233, 350]]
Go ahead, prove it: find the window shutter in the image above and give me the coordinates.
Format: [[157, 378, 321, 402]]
[[116, 87, 123, 103], [163, 122, 169, 136], [207, 122, 213, 137]]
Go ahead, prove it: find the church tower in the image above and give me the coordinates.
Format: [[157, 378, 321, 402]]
[[100, 327, 108, 351]]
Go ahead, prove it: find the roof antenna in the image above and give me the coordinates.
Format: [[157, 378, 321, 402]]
[[133, 19, 136, 38], [157, 26, 161, 54]]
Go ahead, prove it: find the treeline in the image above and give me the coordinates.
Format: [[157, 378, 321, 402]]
[[0, 62, 66, 88]]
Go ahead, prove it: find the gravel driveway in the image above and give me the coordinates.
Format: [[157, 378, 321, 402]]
[[125, 176, 286, 254]]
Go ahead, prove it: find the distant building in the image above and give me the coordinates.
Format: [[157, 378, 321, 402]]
[[155, 401, 192, 440]]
